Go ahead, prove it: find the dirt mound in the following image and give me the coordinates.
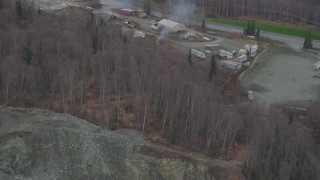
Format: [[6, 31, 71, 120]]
[[0, 106, 243, 180]]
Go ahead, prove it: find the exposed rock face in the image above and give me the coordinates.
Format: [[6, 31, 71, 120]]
[[0, 106, 244, 180]]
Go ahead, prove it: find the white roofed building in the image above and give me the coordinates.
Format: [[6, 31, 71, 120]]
[[157, 19, 185, 33]]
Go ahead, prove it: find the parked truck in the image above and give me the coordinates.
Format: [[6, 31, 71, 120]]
[[191, 49, 206, 59]]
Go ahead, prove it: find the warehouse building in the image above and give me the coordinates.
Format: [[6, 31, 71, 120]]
[[157, 19, 185, 33]]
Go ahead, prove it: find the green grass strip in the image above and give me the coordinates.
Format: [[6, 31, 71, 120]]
[[208, 18, 320, 40]]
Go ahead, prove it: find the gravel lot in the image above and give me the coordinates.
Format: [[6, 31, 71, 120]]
[[241, 47, 320, 106]]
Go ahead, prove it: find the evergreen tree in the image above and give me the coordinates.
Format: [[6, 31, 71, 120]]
[[92, 28, 99, 53], [16, 0, 23, 19], [202, 18, 206, 31], [90, 12, 94, 25], [188, 49, 192, 65], [288, 111, 294, 125], [303, 30, 313, 49], [303, 34, 307, 49], [251, 21, 256, 36], [209, 55, 216, 82], [307, 30, 313, 49], [143, 0, 151, 16], [270, 124, 281, 177], [0, 0, 3, 9], [245, 21, 256, 36], [246, 21, 251, 36], [22, 47, 33, 65], [123, 36, 127, 44], [255, 28, 261, 41]]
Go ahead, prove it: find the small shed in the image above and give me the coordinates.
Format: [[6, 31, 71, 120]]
[[157, 19, 185, 33]]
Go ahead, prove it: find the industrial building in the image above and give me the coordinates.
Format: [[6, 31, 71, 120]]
[[117, 9, 146, 17], [157, 19, 185, 33], [118, 9, 136, 16]]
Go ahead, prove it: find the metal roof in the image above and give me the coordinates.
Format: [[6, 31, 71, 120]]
[[158, 19, 184, 28]]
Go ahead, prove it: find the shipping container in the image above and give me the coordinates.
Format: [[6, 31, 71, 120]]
[[221, 60, 242, 70], [191, 49, 206, 59]]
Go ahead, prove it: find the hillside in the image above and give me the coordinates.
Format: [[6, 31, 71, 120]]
[[0, 106, 243, 179], [1, 0, 320, 179]]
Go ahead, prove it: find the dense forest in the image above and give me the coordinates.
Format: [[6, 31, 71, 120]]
[[0, 0, 320, 179], [170, 0, 320, 26]]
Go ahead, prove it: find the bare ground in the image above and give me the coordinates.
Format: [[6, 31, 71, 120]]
[[241, 47, 320, 106]]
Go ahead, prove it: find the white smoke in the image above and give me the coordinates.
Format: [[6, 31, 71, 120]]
[[157, 29, 170, 41], [167, 0, 196, 24]]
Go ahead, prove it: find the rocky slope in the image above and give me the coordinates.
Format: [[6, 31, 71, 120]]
[[0, 106, 243, 180]]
